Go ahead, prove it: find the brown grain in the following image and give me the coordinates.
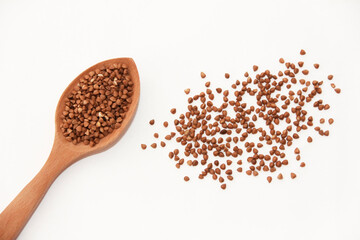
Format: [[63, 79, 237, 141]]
[[267, 176, 272, 183], [302, 70, 309, 75]]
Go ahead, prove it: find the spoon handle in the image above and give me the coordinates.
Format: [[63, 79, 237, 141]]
[[0, 153, 65, 240]]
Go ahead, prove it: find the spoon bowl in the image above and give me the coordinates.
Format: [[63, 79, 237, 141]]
[[0, 58, 140, 240], [54, 57, 140, 164]]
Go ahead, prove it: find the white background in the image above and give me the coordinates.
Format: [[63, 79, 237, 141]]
[[1, 0, 360, 239]]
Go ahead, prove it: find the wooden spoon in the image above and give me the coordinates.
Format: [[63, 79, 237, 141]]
[[0, 58, 140, 240]]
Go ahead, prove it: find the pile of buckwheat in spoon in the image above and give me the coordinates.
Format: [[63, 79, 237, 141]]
[[141, 50, 341, 189], [60, 63, 134, 146]]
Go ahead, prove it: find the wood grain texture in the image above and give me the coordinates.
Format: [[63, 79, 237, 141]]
[[0, 58, 140, 240]]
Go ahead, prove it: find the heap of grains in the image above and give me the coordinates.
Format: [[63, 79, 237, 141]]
[[60, 63, 134, 146], [142, 50, 341, 189]]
